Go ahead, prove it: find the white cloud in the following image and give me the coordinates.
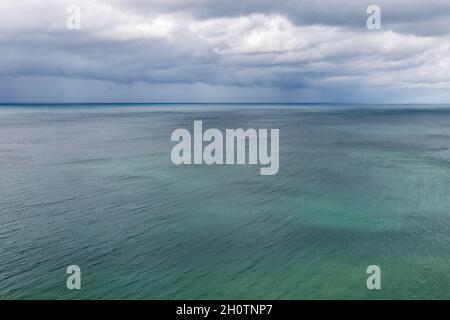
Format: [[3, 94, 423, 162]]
[[0, 0, 450, 102]]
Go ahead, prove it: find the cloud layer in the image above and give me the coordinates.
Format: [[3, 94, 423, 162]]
[[0, 0, 449, 103]]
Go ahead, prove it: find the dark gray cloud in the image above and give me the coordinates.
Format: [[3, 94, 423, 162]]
[[112, 0, 450, 35], [0, 0, 449, 103]]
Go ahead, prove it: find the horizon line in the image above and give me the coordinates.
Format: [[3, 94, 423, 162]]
[[1, 102, 450, 106]]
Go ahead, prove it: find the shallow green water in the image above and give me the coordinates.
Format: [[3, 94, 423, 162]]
[[0, 104, 449, 299]]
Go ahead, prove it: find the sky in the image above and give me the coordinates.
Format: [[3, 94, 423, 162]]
[[0, 0, 450, 103]]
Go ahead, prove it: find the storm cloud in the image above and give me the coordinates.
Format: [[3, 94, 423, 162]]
[[0, 0, 449, 103]]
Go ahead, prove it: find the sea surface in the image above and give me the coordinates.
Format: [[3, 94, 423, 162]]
[[0, 104, 449, 299]]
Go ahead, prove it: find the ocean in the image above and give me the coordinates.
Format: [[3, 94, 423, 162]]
[[0, 104, 449, 299]]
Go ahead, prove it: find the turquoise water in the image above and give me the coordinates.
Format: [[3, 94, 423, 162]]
[[0, 104, 449, 299]]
